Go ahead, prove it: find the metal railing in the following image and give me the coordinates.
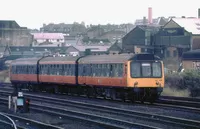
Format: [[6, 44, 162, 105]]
[[0, 112, 17, 129]]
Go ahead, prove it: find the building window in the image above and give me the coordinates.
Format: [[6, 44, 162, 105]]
[[173, 50, 177, 57], [166, 50, 170, 57], [57, 39, 60, 42]]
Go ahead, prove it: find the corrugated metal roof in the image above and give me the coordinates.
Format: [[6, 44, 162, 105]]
[[172, 18, 200, 35]]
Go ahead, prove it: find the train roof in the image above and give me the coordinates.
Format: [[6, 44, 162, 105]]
[[11, 57, 40, 65], [182, 49, 200, 60], [39, 56, 80, 64], [79, 53, 161, 63]]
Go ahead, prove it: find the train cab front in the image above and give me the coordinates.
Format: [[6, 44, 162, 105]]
[[127, 54, 165, 102]]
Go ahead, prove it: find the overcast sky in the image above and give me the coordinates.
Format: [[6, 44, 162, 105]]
[[0, 0, 199, 29]]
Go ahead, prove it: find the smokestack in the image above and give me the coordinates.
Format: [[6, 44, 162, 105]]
[[148, 7, 152, 24], [198, 8, 200, 18]]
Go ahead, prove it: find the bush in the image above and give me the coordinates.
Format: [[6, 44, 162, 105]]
[[165, 70, 200, 97]]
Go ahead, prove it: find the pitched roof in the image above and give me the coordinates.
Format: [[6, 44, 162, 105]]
[[172, 18, 200, 35], [138, 25, 160, 33], [32, 33, 65, 39], [0, 47, 5, 53], [73, 45, 111, 52], [134, 17, 168, 26]]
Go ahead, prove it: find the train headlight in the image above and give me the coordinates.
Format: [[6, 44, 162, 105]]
[[156, 81, 161, 87], [134, 82, 138, 87]]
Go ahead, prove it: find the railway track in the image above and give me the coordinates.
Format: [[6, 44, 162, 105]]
[[0, 112, 17, 129], [0, 110, 63, 129], [0, 90, 199, 129], [1, 84, 200, 113], [0, 97, 160, 129], [159, 96, 200, 108]]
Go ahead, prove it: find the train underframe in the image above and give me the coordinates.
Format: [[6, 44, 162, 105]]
[[12, 82, 163, 104]]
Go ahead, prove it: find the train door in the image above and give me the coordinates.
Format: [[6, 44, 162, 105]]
[[82, 65, 86, 85]]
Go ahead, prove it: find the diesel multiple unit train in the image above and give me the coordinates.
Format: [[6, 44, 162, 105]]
[[10, 53, 165, 103]]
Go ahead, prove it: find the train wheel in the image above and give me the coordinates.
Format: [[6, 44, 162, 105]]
[[128, 92, 135, 103], [110, 89, 116, 100], [86, 87, 91, 98], [140, 94, 145, 104], [149, 93, 158, 104], [120, 91, 126, 102], [93, 88, 97, 98]]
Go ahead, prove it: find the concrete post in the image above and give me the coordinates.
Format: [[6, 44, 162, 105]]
[[12, 96, 17, 113]]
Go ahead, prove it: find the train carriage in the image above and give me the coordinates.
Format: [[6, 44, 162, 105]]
[[39, 56, 79, 85], [77, 53, 164, 102], [10, 58, 40, 88]]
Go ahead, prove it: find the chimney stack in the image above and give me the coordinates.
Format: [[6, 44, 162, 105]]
[[143, 17, 147, 25], [148, 7, 152, 24], [198, 8, 200, 18]]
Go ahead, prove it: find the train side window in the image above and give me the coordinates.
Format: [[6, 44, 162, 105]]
[[42, 65, 45, 75], [67, 64, 69, 76], [96, 64, 99, 76], [44, 65, 46, 75], [105, 64, 108, 77], [12, 66, 15, 74], [34, 65, 36, 74], [99, 64, 102, 77], [78, 64, 81, 76], [19, 66, 21, 74], [31, 65, 33, 74], [16, 66, 18, 74], [69, 64, 71, 75], [26, 65, 28, 74], [119, 64, 123, 77], [95, 64, 98, 77], [49, 65, 52, 75], [67, 64, 69, 75], [47, 65, 50, 75], [12, 66, 14, 74], [103, 64, 107, 77], [21, 65, 23, 74], [41, 65, 43, 74], [39, 65, 41, 74], [110, 64, 113, 77], [92, 64, 95, 77], [49, 64, 52, 75], [71, 64, 74, 76], [60, 64, 63, 75], [28, 65, 31, 74]]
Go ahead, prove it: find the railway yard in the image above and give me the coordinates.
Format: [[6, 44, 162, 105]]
[[0, 83, 200, 129], [0, 2, 200, 129]]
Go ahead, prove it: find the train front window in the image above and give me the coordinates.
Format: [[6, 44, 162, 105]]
[[131, 62, 162, 78], [130, 62, 141, 77], [141, 63, 151, 77], [152, 62, 162, 77]]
